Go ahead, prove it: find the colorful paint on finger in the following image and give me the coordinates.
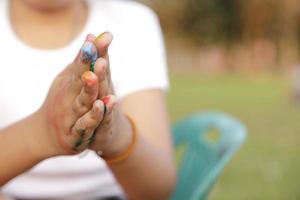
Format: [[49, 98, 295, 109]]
[[96, 32, 106, 42], [82, 71, 97, 87], [81, 41, 98, 64], [102, 96, 110, 105]]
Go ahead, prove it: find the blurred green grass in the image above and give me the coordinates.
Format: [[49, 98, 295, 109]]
[[167, 73, 300, 200]]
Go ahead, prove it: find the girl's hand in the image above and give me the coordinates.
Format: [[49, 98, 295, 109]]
[[38, 36, 106, 155], [84, 33, 131, 158]]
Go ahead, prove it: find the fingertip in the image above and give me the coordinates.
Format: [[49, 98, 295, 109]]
[[93, 99, 107, 118], [102, 95, 117, 109], [80, 41, 98, 63], [93, 99, 103, 112], [94, 32, 113, 54], [102, 96, 110, 105], [72, 35, 97, 69], [86, 34, 96, 42], [95, 57, 108, 68], [82, 71, 98, 87], [96, 32, 113, 43]]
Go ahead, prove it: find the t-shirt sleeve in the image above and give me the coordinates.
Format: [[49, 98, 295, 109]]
[[110, 3, 169, 99]]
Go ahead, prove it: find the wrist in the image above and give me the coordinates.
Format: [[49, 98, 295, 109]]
[[100, 110, 133, 158], [29, 109, 63, 160]]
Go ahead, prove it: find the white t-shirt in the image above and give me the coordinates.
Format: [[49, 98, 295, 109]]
[[0, 0, 169, 199]]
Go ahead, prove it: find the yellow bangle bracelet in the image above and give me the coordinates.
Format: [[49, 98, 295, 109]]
[[101, 114, 137, 165]]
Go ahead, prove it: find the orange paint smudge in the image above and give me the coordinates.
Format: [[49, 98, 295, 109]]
[[82, 71, 97, 87]]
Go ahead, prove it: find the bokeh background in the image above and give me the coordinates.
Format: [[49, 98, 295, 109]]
[[137, 0, 300, 199]]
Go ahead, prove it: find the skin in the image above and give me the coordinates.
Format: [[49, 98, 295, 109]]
[[1, 0, 177, 199], [0, 35, 107, 183]]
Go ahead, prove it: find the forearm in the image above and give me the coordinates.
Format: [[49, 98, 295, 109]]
[[0, 111, 57, 186], [104, 112, 177, 200]]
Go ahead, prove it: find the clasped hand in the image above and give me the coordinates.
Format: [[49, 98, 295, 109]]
[[39, 32, 120, 157]]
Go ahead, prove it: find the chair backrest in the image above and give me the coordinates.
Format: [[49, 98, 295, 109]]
[[170, 111, 247, 200]]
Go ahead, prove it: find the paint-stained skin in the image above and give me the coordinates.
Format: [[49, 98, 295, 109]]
[[82, 71, 97, 87], [81, 42, 98, 63], [44, 40, 104, 154], [102, 96, 110, 105]]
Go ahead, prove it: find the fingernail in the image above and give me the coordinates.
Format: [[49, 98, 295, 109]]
[[82, 71, 96, 87], [80, 41, 98, 63], [102, 96, 110, 105]]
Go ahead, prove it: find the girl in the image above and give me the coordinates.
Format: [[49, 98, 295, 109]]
[[0, 0, 176, 199]]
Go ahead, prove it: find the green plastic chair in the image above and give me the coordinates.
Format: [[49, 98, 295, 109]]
[[170, 111, 246, 200]]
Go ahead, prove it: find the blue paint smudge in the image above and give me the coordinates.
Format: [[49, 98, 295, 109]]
[[81, 42, 98, 63]]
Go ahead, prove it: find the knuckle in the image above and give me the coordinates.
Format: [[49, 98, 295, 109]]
[[71, 68, 81, 82], [80, 91, 96, 107], [73, 97, 89, 114], [76, 118, 86, 130], [87, 118, 98, 130], [86, 114, 101, 130], [91, 112, 101, 122]]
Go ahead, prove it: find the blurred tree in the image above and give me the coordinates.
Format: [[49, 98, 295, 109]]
[[138, 0, 240, 45], [138, 0, 300, 71], [237, 0, 280, 41], [138, 0, 281, 45], [181, 0, 240, 45], [277, 0, 300, 68], [138, 0, 185, 34]]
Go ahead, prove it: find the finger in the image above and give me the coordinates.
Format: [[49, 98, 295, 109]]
[[94, 57, 107, 82], [94, 32, 114, 96], [94, 57, 110, 98], [72, 71, 99, 115], [94, 32, 113, 59], [89, 95, 117, 150], [74, 34, 96, 62], [103, 54, 115, 94], [102, 95, 117, 115], [70, 34, 98, 79], [81, 41, 98, 64], [71, 100, 105, 152], [96, 95, 117, 129]]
